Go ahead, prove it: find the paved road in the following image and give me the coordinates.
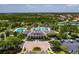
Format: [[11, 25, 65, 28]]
[[26, 51, 48, 54]]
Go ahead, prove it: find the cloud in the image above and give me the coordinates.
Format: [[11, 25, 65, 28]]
[[65, 4, 79, 7]]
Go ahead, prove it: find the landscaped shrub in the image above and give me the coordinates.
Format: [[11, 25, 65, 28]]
[[5, 31, 10, 36], [13, 32, 18, 36], [32, 47, 41, 51], [70, 33, 79, 38], [42, 36, 50, 40], [0, 34, 4, 38], [47, 33, 57, 38], [17, 33, 25, 39], [27, 36, 33, 41], [49, 40, 69, 53], [49, 40, 61, 47], [0, 46, 22, 54]]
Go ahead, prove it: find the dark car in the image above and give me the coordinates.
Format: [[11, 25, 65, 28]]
[[60, 39, 65, 43]]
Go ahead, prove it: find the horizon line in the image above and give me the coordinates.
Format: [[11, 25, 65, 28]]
[[0, 11, 79, 14]]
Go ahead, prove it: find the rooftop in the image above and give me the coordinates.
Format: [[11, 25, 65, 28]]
[[23, 41, 50, 52]]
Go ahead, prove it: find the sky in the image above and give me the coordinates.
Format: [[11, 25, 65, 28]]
[[0, 4, 79, 13]]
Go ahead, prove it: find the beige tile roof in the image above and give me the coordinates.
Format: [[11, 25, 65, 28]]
[[23, 41, 50, 52]]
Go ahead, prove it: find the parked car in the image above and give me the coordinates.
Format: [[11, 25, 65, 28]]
[[60, 39, 65, 43], [69, 39, 74, 43], [64, 40, 69, 43], [76, 38, 79, 42]]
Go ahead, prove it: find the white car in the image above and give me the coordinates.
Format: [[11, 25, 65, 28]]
[[69, 39, 74, 43], [64, 40, 69, 42], [76, 38, 79, 42]]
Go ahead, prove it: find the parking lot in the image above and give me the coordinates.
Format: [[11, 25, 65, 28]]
[[61, 39, 79, 53]]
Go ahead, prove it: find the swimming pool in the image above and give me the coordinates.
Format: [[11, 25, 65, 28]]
[[15, 28, 26, 33], [32, 27, 50, 31]]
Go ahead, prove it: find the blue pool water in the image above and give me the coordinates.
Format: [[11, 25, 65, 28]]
[[32, 27, 50, 31], [15, 28, 26, 33]]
